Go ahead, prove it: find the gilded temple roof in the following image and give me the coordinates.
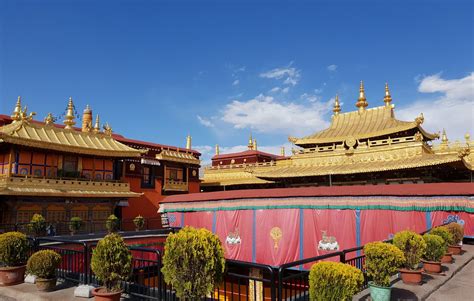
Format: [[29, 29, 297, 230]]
[[293, 105, 438, 146], [0, 120, 144, 157], [156, 149, 200, 165]]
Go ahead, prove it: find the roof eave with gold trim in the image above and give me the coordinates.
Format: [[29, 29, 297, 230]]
[[156, 150, 200, 165]]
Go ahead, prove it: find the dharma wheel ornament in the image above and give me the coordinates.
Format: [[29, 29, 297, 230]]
[[270, 227, 282, 250]]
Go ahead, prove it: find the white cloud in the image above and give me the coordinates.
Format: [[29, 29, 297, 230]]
[[327, 64, 338, 72], [397, 72, 474, 141], [197, 115, 215, 127], [260, 64, 301, 86], [232, 79, 240, 86], [301, 93, 321, 103], [221, 94, 332, 136], [282, 87, 290, 94], [269, 87, 281, 93]]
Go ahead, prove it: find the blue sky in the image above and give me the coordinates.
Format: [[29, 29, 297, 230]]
[[1, 0, 473, 163]]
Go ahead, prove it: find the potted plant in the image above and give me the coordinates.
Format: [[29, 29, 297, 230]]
[[26, 250, 61, 291], [0, 232, 29, 286], [309, 261, 364, 301], [90, 233, 132, 301], [445, 222, 464, 255], [430, 226, 454, 263], [161, 226, 225, 300], [133, 215, 145, 231], [105, 214, 120, 233], [392, 230, 426, 285], [364, 241, 405, 301], [29, 214, 46, 237], [422, 233, 445, 274], [69, 217, 83, 235]]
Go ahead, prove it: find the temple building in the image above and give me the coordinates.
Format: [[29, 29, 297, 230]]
[[202, 82, 473, 191], [0, 97, 201, 228]]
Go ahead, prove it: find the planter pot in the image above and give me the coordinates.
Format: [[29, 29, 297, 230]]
[[0, 265, 26, 286], [422, 260, 442, 273], [441, 252, 453, 264], [92, 287, 123, 301], [35, 278, 56, 292], [368, 281, 391, 301], [399, 268, 423, 285], [448, 245, 462, 255]]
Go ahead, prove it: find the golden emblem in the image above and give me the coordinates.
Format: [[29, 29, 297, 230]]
[[129, 163, 135, 171], [270, 227, 282, 250]]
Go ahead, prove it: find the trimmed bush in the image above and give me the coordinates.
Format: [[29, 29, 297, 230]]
[[30, 214, 46, 237], [161, 226, 225, 300], [27, 250, 61, 279], [133, 215, 145, 230], [392, 230, 426, 270], [364, 242, 405, 287], [445, 223, 464, 245], [91, 233, 132, 292], [430, 227, 454, 247], [0, 231, 29, 267], [423, 234, 445, 262], [309, 261, 364, 301], [105, 214, 120, 233], [69, 217, 83, 234]]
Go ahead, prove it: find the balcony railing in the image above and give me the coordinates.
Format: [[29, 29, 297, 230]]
[[163, 179, 188, 192]]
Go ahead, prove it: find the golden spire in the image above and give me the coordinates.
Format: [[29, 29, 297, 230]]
[[280, 146, 285, 156], [93, 114, 101, 133], [356, 81, 368, 111], [333, 94, 341, 115], [215, 144, 220, 155], [186, 134, 192, 150], [63, 97, 76, 129], [253, 139, 257, 151], [384, 83, 392, 106], [248, 132, 254, 150], [465, 133, 471, 145], [441, 129, 448, 144], [44, 113, 54, 125], [11, 96, 22, 122]]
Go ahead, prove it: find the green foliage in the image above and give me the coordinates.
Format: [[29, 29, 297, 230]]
[[91, 233, 132, 292], [423, 234, 445, 262], [364, 242, 405, 287], [0, 231, 29, 267], [105, 214, 120, 233], [309, 261, 364, 301], [430, 227, 454, 247], [445, 223, 464, 244], [161, 226, 225, 300], [29, 214, 46, 237], [392, 230, 426, 270], [69, 217, 83, 233], [26, 250, 61, 279], [133, 215, 145, 230]]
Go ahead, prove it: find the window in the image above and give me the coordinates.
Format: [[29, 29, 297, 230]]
[[166, 167, 183, 181], [63, 156, 78, 173], [141, 165, 154, 188]]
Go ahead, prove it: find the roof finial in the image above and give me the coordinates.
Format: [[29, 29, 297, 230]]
[[103, 122, 112, 136], [11, 96, 22, 122], [215, 144, 220, 155], [465, 133, 471, 144], [93, 114, 101, 133], [186, 134, 192, 150], [333, 94, 341, 115], [280, 146, 285, 156], [63, 97, 76, 129], [441, 128, 448, 144], [248, 132, 254, 150], [44, 113, 54, 125], [253, 139, 257, 151], [356, 81, 368, 111], [384, 83, 392, 106]]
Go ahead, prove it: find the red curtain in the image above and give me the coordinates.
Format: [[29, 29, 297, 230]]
[[215, 210, 253, 262], [431, 211, 473, 237], [183, 211, 213, 231]]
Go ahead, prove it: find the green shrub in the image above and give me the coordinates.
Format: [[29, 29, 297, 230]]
[[69, 217, 83, 234], [133, 215, 145, 230], [309, 261, 364, 301], [29, 214, 46, 237], [26, 250, 61, 279], [430, 227, 454, 247], [161, 226, 225, 300], [392, 230, 426, 270], [105, 214, 120, 233], [0, 232, 29, 267], [445, 223, 464, 245], [91, 233, 132, 292], [364, 242, 405, 287], [423, 234, 445, 262]]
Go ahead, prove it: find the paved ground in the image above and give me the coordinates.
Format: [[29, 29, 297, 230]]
[[426, 259, 474, 301]]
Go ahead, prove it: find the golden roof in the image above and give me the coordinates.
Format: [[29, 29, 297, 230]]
[[156, 149, 200, 165], [0, 120, 144, 157], [293, 105, 437, 146]]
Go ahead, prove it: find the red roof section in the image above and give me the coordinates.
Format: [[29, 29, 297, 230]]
[[212, 149, 282, 160], [162, 183, 474, 203]]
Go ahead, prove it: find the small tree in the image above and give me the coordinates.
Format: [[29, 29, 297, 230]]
[[133, 215, 145, 231], [0, 232, 29, 267], [430, 227, 454, 248], [445, 223, 464, 245], [27, 250, 61, 279], [423, 234, 445, 262], [105, 214, 120, 233], [392, 230, 426, 270], [29, 214, 46, 237], [161, 226, 225, 300], [69, 217, 83, 235], [309, 262, 364, 301], [364, 242, 405, 287], [91, 233, 132, 292]]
